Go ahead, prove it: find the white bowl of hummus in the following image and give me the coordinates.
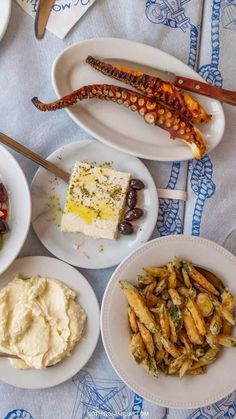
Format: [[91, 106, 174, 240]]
[[0, 256, 100, 389], [0, 275, 87, 369]]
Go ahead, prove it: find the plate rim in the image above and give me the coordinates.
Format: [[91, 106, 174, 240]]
[[101, 234, 236, 409], [0, 145, 31, 275], [0, 0, 11, 41], [0, 255, 100, 389], [30, 139, 158, 269], [51, 37, 225, 162]]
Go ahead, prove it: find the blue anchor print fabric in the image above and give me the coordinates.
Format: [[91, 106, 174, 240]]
[[180, 2, 236, 416], [184, 0, 236, 247], [0, 1, 235, 418]]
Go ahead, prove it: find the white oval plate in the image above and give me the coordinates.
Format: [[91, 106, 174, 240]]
[[101, 235, 236, 409], [0, 256, 100, 389], [0, 145, 31, 274], [31, 140, 158, 269], [0, 0, 11, 41], [52, 37, 225, 162]]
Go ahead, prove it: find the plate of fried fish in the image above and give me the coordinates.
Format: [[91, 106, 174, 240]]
[[32, 38, 225, 161], [101, 235, 236, 408]]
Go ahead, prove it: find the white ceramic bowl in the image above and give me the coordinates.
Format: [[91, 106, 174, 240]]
[[31, 140, 158, 269], [52, 37, 225, 162], [101, 235, 236, 409], [0, 145, 31, 274], [0, 0, 11, 41], [0, 256, 100, 389]]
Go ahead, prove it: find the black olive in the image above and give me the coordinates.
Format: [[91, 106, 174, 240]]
[[124, 208, 143, 221], [126, 189, 137, 209], [118, 221, 134, 235], [0, 219, 9, 234], [130, 179, 145, 190]]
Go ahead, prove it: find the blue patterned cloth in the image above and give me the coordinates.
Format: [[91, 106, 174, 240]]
[[181, 1, 236, 417], [184, 0, 236, 248], [0, 1, 235, 418]]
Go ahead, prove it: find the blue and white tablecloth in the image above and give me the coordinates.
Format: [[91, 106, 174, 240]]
[[0, 1, 236, 418]]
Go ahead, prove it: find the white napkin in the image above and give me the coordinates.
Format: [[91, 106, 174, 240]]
[[15, 0, 96, 39]]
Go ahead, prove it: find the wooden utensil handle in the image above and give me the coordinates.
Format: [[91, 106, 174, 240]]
[[0, 353, 19, 358], [0, 133, 70, 183], [173, 76, 236, 106]]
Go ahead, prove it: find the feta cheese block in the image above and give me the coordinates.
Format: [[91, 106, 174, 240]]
[[61, 162, 131, 240]]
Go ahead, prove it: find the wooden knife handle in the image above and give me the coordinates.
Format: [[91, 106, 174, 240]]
[[173, 76, 236, 106]]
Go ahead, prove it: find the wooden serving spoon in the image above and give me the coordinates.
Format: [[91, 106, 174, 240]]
[[0, 133, 70, 183]]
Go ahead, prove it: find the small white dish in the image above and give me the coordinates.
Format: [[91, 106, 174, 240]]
[[101, 235, 236, 409], [31, 140, 158, 269], [0, 145, 31, 274], [0, 256, 100, 389], [52, 37, 225, 162], [0, 0, 11, 41]]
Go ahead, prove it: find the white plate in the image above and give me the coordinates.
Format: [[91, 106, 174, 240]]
[[31, 140, 158, 269], [101, 235, 236, 409], [0, 0, 11, 41], [0, 256, 100, 389], [52, 37, 225, 162], [0, 145, 31, 274]]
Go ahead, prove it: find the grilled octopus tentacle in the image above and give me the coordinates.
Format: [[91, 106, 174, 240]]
[[32, 84, 206, 159], [86, 56, 211, 125]]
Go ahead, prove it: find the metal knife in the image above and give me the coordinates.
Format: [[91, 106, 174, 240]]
[[34, 0, 55, 40], [106, 58, 236, 106]]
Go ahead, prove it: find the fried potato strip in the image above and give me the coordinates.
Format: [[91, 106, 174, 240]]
[[143, 267, 167, 278], [128, 307, 138, 333], [159, 304, 171, 339], [168, 288, 182, 306], [196, 293, 213, 318], [186, 299, 206, 336], [121, 257, 235, 379], [182, 309, 203, 345], [129, 333, 147, 364], [120, 281, 157, 333], [209, 311, 222, 336], [190, 348, 219, 370], [184, 263, 219, 296], [137, 321, 155, 357], [161, 337, 181, 358], [167, 262, 177, 288], [221, 290, 234, 335]]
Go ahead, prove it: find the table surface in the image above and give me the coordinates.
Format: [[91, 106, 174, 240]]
[[0, 1, 236, 419]]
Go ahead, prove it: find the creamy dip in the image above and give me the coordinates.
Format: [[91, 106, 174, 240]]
[[0, 275, 86, 369]]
